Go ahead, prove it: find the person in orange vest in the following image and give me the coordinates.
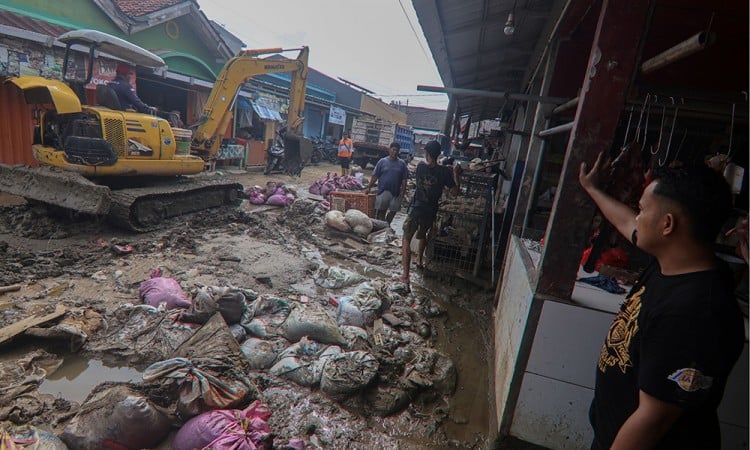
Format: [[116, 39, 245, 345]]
[[338, 131, 353, 176]]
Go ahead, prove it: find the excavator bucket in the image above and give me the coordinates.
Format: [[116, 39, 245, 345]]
[[283, 134, 313, 176], [0, 165, 111, 215]]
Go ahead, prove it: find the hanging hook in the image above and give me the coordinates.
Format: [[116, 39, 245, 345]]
[[658, 97, 679, 166], [622, 109, 634, 146], [634, 93, 650, 143], [727, 103, 736, 159], [651, 97, 667, 155]]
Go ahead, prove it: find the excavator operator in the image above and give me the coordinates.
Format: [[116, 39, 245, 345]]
[[109, 64, 157, 114]]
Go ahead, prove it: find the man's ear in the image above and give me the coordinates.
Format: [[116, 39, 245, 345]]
[[662, 213, 675, 236]]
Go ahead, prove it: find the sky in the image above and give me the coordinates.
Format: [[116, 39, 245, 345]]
[[196, 0, 450, 110]]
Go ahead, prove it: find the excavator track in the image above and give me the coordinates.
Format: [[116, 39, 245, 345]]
[[108, 178, 244, 232]]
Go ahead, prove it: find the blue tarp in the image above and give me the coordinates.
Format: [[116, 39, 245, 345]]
[[251, 102, 282, 121]]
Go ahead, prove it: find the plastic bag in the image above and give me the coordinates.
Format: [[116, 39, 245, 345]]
[[172, 400, 272, 450], [182, 286, 247, 325], [282, 303, 347, 345], [336, 297, 365, 327], [60, 383, 172, 450], [401, 347, 456, 394], [314, 267, 364, 289], [139, 273, 191, 310]]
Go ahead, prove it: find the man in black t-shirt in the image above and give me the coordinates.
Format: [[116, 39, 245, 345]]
[[580, 156, 744, 449], [401, 141, 460, 290]]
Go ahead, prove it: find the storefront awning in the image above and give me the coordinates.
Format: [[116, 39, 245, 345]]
[[252, 102, 282, 121]]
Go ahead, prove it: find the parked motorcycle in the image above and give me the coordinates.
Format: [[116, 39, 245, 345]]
[[263, 126, 307, 176]]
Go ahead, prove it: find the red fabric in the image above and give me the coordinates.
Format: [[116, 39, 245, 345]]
[[580, 246, 629, 271]]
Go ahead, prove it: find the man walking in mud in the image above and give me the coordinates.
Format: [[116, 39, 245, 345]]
[[401, 141, 460, 291], [366, 142, 409, 225], [580, 153, 744, 449]]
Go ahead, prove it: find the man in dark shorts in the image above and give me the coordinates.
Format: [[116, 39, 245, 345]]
[[401, 140, 460, 289], [366, 142, 409, 224], [338, 131, 353, 176], [580, 154, 744, 449]]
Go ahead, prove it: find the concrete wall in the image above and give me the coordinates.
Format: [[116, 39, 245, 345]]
[[493, 236, 537, 431]]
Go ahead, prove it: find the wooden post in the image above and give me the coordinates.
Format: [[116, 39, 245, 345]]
[[537, 0, 654, 299]]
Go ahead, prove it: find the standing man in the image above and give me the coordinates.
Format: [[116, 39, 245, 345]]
[[366, 142, 409, 224], [338, 131, 353, 176], [580, 154, 744, 450], [401, 140, 460, 290], [108, 64, 156, 114]]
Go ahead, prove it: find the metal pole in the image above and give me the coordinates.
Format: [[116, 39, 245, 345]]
[[551, 96, 579, 115], [640, 31, 716, 74], [537, 121, 574, 137], [416, 85, 568, 104]]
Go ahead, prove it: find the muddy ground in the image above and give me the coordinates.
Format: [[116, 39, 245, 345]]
[[0, 161, 497, 449]]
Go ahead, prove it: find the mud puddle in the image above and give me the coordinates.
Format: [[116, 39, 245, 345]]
[[411, 281, 494, 445], [39, 354, 143, 403]]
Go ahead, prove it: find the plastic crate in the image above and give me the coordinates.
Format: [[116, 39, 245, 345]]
[[330, 191, 376, 218], [459, 171, 497, 199]]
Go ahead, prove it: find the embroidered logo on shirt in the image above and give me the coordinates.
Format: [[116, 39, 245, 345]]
[[598, 286, 644, 373], [668, 368, 713, 392]]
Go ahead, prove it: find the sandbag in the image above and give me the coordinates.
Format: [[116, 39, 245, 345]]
[[324, 210, 350, 232], [282, 303, 346, 345], [266, 193, 291, 206], [314, 267, 364, 289], [144, 314, 259, 419], [339, 325, 370, 351], [320, 351, 379, 400], [182, 286, 248, 325], [240, 337, 290, 370], [243, 295, 291, 338], [0, 426, 67, 450], [139, 276, 191, 310], [60, 383, 172, 450], [172, 400, 272, 450], [269, 338, 340, 387], [363, 383, 413, 417], [401, 347, 456, 394], [344, 209, 373, 237]]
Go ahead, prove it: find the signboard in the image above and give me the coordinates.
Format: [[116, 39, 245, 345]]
[[329, 105, 346, 125]]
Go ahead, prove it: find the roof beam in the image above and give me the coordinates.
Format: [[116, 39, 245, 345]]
[[417, 85, 567, 104]]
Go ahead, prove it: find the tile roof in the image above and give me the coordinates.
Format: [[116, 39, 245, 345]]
[[112, 0, 187, 18], [0, 10, 70, 37]]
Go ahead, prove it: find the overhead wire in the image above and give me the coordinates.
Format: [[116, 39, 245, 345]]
[[397, 0, 432, 61]]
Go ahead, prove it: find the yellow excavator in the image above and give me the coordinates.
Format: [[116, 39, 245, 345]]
[[0, 30, 311, 231]]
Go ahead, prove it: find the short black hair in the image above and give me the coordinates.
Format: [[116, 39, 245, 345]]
[[651, 165, 732, 243], [389, 142, 401, 150], [425, 140, 441, 161]]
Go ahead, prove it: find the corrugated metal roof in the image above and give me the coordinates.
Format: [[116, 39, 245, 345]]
[[0, 10, 70, 37], [112, 0, 187, 18], [414, 0, 560, 120]]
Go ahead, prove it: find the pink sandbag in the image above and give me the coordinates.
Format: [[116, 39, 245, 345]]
[[249, 193, 266, 205], [266, 194, 291, 206], [172, 401, 273, 450], [139, 269, 191, 309]]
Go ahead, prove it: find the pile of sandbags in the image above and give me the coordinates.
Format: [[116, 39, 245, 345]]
[[246, 181, 295, 206], [324, 209, 373, 237]]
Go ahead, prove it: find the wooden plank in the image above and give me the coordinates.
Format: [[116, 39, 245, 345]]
[[0, 304, 66, 347], [0, 284, 21, 294], [537, 0, 654, 299]]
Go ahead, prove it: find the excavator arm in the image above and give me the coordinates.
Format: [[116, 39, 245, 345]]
[[191, 46, 309, 157]]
